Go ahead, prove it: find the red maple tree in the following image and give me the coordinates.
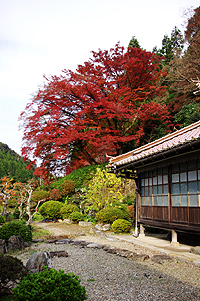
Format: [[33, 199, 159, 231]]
[[20, 44, 171, 177]]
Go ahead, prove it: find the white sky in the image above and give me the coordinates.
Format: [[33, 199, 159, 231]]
[[0, 0, 199, 155]]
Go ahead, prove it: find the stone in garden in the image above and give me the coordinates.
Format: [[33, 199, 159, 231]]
[[151, 254, 173, 264], [94, 224, 103, 231], [101, 224, 111, 231], [193, 260, 200, 267], [26, 252, 52, 272], [24, 242, 30, 248], [102, 246, 111, 251], [0, 239, 7, 254], [7, 235, 24, 251], [63, 219, 73, 224], [190, 247, 200, 255], [117, 250, 135, 258], [55, 238, 73, 244], [72, 240, 84, 245], [129, 253, 149, 261], [74, 233, 86, 236], [79, 221, 93, 227], [32, 238, 44, 243], [86, 243, 100, 248], [107, 247, 121, 254], [46, 239, 58, 243], [49, 250, 68, 258]]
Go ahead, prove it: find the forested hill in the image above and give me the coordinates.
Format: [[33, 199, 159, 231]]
[[0, 142, 34, 183]]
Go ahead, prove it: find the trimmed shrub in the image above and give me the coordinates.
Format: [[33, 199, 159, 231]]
[[60, 204, 79, 219], [39, 201, 63, 220], [96, 207, 129, 224], [13, 267, 87, 301], [0, 220, 32, 243], [31, 190, 49, 203], [32, 212, 44, 221], [69, 211, 84, 222], [0, 255, 28, 296], [61, 180, 75, 196], [0, 215, 6, 225], [50, 188, 62, 201], [112, 219, 132, 233]]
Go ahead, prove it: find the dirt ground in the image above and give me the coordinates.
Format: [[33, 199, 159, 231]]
[[34, 221, 94, 238]]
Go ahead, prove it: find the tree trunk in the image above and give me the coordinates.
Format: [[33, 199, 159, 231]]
[[2, 196, 10, 216]]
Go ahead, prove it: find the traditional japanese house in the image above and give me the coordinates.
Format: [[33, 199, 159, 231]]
[[108, 120, 200, 243]]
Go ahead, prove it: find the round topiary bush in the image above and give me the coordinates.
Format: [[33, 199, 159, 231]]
[[0, 255, 28, 296], [39, 201, 63, 220], [96, 207, 129, 224], [69, 211, 84, 223], [0, 215, 6, 225], [0, 220, 32, 243], [50, 188, 62, 201], [112, 218, 132, 233], [13, 267, 87, 301], [32, 212, 44, 222], [61, 180, 75, 196], [60, 204, 79, 219]]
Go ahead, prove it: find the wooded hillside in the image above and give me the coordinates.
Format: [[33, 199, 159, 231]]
[[0, 142, 34, 183]]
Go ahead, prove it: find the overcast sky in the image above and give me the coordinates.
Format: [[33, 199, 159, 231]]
[[0, 0, 199, 156]]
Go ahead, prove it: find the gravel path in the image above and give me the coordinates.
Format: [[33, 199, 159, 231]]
[[16, 237, 200, 301]]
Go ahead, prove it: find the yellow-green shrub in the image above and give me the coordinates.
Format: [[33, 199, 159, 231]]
[[60, 204, 79, 219], [96, 207, 129, 224], [112, 219, 132, 233], [39, 201, 63, 220]]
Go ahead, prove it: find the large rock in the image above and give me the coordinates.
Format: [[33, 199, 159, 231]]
[[26, 252, 52, 273], [94, 224, 103, 231], [190, 247, 200, 255], [7, 235, 24, 251], [101, 224, 111, 231], [0, 239, 7, 254], [94, 223, 111, 231]]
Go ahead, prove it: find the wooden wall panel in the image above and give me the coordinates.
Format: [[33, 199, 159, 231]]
[[172, 207, 188, 223], [189, 208, 200, 224], [140, 206, 168, 221], [140, 206, 153, 219]]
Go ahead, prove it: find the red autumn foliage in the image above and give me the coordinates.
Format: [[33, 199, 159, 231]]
[[127, 205, 135, 220], [20, 44, 172, 177], [185, 6, 200, 43]]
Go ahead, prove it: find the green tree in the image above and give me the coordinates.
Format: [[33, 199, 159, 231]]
[[128, 36, 141, 48], [174, 102, 200, 128], [0, 143, 34, 182], [153, 26, 183, 64]]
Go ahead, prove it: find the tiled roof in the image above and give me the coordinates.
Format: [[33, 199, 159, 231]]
[[109, 120, 200, 167]]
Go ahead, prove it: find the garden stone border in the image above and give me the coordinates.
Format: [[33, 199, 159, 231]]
[[32, 238, 173, 264]]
